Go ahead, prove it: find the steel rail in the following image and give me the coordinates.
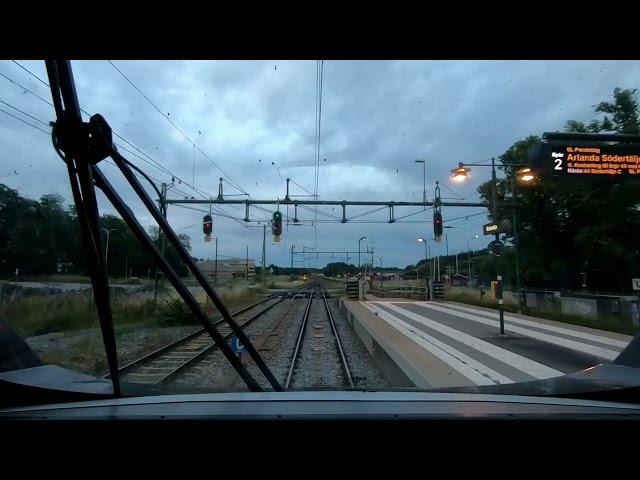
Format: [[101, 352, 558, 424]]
[[284, 282, 316, 389]]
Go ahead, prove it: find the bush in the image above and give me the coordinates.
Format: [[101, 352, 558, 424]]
[[159, 298, 197, 326]]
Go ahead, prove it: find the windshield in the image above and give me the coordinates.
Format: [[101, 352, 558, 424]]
[[1, 60, 639, 399]]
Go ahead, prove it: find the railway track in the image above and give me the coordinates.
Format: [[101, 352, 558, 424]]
[[111, 285, 312, 386], [284, 281, 354, 389]]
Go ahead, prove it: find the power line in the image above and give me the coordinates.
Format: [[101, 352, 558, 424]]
[[1, 66, 212, 201], [0, 71, 55, 108], [0, 107, 50, 135], [11, 60, 49, 87], [107, 60, 250, 196], [289, 177, 314, 196], [443, 211, 486, 224], [439, 181, 470, 200], [0, 99, 51, 127], [313, 60, 324, 251], [0, 107, 162, 203]]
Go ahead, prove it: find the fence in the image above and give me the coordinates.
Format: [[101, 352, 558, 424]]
[[368, 285, 428, 301]]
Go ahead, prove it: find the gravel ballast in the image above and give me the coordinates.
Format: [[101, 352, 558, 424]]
[[170, 291, 391, 391]]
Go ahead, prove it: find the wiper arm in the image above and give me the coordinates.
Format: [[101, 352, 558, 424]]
[[44, 60, 282, 393], [45, 60, 121, 395]]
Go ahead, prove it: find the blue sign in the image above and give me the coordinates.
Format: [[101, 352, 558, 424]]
[[229, 334, 248, 354]]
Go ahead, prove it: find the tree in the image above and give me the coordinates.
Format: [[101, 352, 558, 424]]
[[322, 262, 356, 277], [474, 87, 640, 292]]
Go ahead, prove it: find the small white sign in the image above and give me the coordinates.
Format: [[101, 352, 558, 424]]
[[632, 278, 640, 291]]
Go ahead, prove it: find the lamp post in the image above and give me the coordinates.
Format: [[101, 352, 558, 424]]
[[358, 236, 366, 272], [417, 237, 429, 300], [451, 157, 536, 324], [414, 159, 426, 205], [451, 159, 534, 312], [467, 235, 479, 284], [101, 228, 116, 275]]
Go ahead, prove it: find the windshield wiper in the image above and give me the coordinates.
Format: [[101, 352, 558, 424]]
[[44, 60, 282, 394]]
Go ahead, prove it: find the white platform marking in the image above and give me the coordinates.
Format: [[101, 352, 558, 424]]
[[412, 302, 621, 361], [428, 302, 629, 349], [379, 302, 563, 380], [362, 302, 512, 385]]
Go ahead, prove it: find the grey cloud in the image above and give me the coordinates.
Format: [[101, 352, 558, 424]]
[[1, 59, 638, 268]]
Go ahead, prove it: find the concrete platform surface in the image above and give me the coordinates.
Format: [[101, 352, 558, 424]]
[[340, 298, 633, 389]]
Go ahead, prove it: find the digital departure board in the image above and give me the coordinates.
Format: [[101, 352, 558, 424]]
[[538, 141, 640, 178]]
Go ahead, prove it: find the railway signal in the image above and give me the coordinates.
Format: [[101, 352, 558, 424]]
[[434, 211, 443, 241], [272, 211, 282, 242], [203, 214, 213, 236]]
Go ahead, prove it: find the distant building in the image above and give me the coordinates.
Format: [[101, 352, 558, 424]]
[[450, 274, 469, 286], [377, 271, 412, 281], [195, 258, 256, 281]]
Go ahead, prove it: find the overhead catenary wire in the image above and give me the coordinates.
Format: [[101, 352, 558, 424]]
[[0, 104, 163, 203], [4, 65, 290, 264], [289, 177, 314, 196], [107, 60, 250, 196], [1, 65, 213, 202], [313, 60, 324, 251], [0, 106, 51, 135], [3, 62, 321, 240]]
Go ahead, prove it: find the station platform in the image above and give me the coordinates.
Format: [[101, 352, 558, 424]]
[[339, 296, 633, 389]]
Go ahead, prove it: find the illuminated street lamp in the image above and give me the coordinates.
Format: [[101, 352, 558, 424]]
[[516, 167, 536, 183], [450, 163, 471, 182]]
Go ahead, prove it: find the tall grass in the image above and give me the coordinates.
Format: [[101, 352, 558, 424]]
[[1, 294, 161, 337], [201, 284, 264, 313], [1, 283, 270, 337]]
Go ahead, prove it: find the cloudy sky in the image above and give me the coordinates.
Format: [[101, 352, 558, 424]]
[[1, 60, 639, 270]]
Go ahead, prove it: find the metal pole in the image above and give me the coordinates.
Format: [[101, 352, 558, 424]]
[[422, 161, 426, 204], [424, 240, 428, 300], [104, 230, 110, 267], [291, 245, 294, 270], [214, 237, 218, 287], [511, 176, 522, 312], [246, 245, 249, 283], [358, 236, 366, 271], [445, 233, 449, 284], [498, 274, 505, 335], [262, 224, 266, 286], [492, 157, 505, 334], [371, 245, 374, 273], [154, 182, 167, 302]]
